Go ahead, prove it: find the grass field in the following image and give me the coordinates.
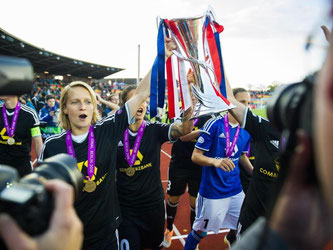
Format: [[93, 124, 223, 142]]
[[155, 108, 268, 123], [252, 108, 267, 118]]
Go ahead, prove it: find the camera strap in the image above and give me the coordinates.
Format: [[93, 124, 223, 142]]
[[2, 101, 21, 138], [224, 114, 240, 158], [66, 125, 95, 180]]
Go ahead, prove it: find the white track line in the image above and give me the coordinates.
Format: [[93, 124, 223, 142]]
[[161, 149, 172, 158], [161, 147, 229, 246], [171, 229, 230, 240], [173, 225, 186, 245]]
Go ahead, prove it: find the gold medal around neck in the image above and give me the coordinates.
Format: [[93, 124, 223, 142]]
[[84, 180, 97, 193], [125, 166, 135, 177], [7, 137, 15, 145]]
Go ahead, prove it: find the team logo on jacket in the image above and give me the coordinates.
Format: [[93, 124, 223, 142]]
[[270, 140, 279, 149], [198, 136, 204, 144], [219, 132, 226, 138]]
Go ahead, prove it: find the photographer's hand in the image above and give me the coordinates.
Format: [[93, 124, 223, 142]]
[[0, 180, 83, 250]]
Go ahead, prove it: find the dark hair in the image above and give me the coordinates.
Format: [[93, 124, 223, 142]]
[[45, 94, 55, 101], [119, 85, 137, 106], [232, 87, 248, 97]]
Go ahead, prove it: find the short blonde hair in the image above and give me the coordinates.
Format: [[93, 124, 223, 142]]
[[58, 81, 98, 131]]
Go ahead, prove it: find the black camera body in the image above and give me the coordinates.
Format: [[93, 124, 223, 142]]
[[0, 154, 83, 236], [0, 55, 34, 95], [267, 74, 316, 184]]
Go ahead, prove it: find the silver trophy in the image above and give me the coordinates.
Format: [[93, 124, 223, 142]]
[[164, 7, 234, 118]]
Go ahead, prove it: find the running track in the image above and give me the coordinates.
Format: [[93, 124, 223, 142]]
[[160, 142, 230, 250], [31, 141, 333, 250]]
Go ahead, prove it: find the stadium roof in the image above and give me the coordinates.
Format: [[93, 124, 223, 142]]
[[0, 28, 123, 79]]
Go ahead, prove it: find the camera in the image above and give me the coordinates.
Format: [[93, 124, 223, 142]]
[[267, 74, 315, 150], [267, 74, 316, 185], [0, 154, 83, 236], [0, 55, 34, 95]]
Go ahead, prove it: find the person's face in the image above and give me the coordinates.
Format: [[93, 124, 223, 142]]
[[0, 96, 15, 101], [110, 94, 119, 105], [64, 86, 94, 132], [235, 91, 251, 107], [126, 89, 147, 121], [315, 42, 333, 212], [47, 98, 56, 108]]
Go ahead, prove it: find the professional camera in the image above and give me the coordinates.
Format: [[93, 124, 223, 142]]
[[0, 55, 34, 95], [267, 74, 315, 137], [0, 154, 83, 236], [267, 74, 316, 183]]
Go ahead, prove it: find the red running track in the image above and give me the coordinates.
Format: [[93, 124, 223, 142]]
[[160, 142, 229, 250]]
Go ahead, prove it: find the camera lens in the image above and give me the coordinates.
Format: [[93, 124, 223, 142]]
[[267, 82, 307, 132], [21, 154, 83, 198]]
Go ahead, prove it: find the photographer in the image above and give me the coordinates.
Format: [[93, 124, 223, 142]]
[[232, 24, 333, 250], [0, 179, 83, 250]]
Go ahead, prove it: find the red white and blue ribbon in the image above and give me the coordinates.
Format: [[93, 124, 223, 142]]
[[150, 20, 166, 118], [203, 16, 227, 98]]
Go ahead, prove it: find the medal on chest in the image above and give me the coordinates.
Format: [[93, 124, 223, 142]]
[[66, 126, 97, 192], [7, 137, 15, 145], [84, 180, 97, 192], [123, 121, 146, 177], [3, 102, 21, 146]]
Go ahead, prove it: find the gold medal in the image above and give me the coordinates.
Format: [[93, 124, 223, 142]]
[[84, 180, 97, 193], [125, 166, 135, 177], [7, 137, 15, 145]]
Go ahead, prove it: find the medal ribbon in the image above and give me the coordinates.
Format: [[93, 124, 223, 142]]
[[223, 115, 240, 158], [3, 102, 21, 137], [246, 144, 251, 157], [66, 126, 95, 180], [123, 121, 146, 167]]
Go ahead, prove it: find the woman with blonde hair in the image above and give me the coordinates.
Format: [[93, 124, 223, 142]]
[[37, 37, 176, 250]]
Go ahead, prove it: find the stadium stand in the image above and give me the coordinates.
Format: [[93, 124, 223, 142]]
[[0, 27, 123, 79]]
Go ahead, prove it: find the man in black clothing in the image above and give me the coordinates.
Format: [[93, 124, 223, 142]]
[[236, 108, 280, 234], [225, 81, 281, 236]]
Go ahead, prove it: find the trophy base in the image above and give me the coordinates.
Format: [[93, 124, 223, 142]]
[[190, 103, 235, 120]]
